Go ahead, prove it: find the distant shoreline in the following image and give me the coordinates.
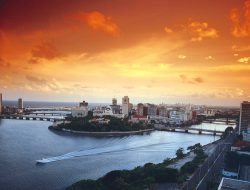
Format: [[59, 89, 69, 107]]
[[52, 127, 154, 137]]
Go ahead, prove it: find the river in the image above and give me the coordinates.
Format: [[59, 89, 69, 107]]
[[0, 119, 229, 190]]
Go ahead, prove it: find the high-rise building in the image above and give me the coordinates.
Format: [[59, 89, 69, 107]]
[[0, 93, 2, 114], [158, 106, 168, 117], [147, 104, 157, 116], [137, 103, 144, 116], [143, 106, 148, 116], [112, 98, 117, 106], [18, 98, 23, 110], [72, 100, 88, 118], [239, 101, 250, 133], [122, 96, 129, 116], [110, 98, 120, 114]]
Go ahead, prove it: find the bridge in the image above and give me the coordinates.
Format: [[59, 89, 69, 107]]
[[29, 112, 69, 116], [203, 118, 237, 125], [154, 124, 224, 136], [0, 114, 64, 122], [25, 107, 71, 111]]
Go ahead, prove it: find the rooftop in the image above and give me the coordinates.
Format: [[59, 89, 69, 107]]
[[218, 177, 250, 190], [242, 101, 250, 104]]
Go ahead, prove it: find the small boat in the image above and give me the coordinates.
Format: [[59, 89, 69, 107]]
[[36, 158, 49, 164]]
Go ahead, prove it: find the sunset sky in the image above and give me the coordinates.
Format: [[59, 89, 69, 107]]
[[1, 0, 250, 106]]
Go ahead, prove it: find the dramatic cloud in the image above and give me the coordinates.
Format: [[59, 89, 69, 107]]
[[31, 42, 61, 60], [180, 75, 204, 84], [187, 21, 218, 41], [69, 11, 120, 36], [1, 0, 250, 105], [230, 0, 250, 37]]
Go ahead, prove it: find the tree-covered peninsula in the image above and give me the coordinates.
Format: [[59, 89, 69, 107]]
[[50, 113, 153, 132]]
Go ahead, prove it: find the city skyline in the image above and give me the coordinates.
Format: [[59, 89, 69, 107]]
[[0, 93, 242, 108], [1, 0, 250, 106]]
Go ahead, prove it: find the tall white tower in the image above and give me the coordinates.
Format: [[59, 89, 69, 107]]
[[122, 96, 129, 116], [18, 98, 23, 110]]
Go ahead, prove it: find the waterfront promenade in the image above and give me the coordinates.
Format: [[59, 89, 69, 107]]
[[181, 131, 236, 190], [169, 141, 220, 170]]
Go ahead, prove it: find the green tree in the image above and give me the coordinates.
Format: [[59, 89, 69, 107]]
[[176, 148, 185, 159], [221, 126, 234, 139]]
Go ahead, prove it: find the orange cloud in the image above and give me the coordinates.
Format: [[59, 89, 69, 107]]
[[180, 75, 204, 84], [205, 56, 215, 61], [31, 42, 61, 60], [25, 75, 64, 92], [232, 44, 250, 52], [69, 11, 120, 36], [164, 20, 218, 42], [178, 55, 186, 59], [26, 75, 47, 85], [193, 77, 204, 83], [188, 21, 218, 41], [164, 26, 173, 34], [238, 57, 250, 63], [230, 0, 250, 37]]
